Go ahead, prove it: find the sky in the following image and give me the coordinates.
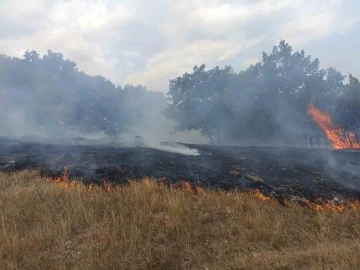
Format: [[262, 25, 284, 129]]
[[1, 0, 360, 92]]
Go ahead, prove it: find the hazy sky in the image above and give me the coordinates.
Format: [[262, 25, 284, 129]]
[[1, 0, 360, 92]]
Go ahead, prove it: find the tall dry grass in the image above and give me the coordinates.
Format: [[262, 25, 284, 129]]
[[1, 171, 360, 270]]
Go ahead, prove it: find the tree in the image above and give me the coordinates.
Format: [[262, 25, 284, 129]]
[[334, 74, 360, 143], [0, 50, 166, 138], [165, 64, 234, 144], [231, 41, 344, 146], [165, 40, 348, 146]]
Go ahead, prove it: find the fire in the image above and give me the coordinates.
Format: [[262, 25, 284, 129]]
[[252, 189, 278, 204], [307, 103, 360, 149], [303, 199, 360, 212], [46, 168, 360, 212], [103, 181, 111, 192], [297, 199, 345, 212], [157, 178, 165, 189], [182, 182, 192, 192], [54, 166, 76, 188], [252, 189, 355, 212], [169, 181, 194, 193], [142, 177, 151, 186], [88, 182, 94, 191], [195, 186, 204, 195]]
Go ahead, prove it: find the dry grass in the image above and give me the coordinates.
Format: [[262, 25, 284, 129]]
[[1, 171, 360, 270]]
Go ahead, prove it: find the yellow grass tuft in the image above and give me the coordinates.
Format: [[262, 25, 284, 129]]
[[1, 171, 360, 269]]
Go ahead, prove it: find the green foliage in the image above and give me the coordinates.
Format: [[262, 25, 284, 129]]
[[1, 40, 359, 146], [165, 64, 234, 143], [0, 50, 165, 136], [165, 40, 357, 146], [334, 74, 360, 142]]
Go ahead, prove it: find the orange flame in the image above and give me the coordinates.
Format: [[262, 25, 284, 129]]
[[308, 103, 360, 149], [168, 181, 195, 193], [22, 168, 360, 212], [43, 168, 359, 212], [63, 166, 69, 182], [182, 182, 192, 192], [253, 190, 351, 212], [54, 166, 72, 188], [195, 186, 204, 195], [252, 189, 278, 204], [157, 177, 166, 189], [142, 177, 151, 186], [128, 179, 135, 187], [88, 182, 94, 192], [103, 181, 111, 192], [298, 199, 345, 212]]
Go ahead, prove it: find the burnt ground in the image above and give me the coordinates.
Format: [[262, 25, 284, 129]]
[[0, 137, 359, 202]]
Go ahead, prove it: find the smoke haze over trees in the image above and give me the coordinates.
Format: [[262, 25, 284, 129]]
[[165, 40, 360, 146], [0, 40, 359, 147], [0, 50, 171, 140]]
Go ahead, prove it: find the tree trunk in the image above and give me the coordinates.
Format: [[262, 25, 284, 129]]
[[216, 130, 221, 145], [204, 126, 215, 144]]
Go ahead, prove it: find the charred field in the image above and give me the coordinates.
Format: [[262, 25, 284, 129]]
[[0, 137, 359, 203]]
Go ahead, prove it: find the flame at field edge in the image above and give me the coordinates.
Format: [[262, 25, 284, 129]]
[[307, 103, 360, 149], [46, 167, 360, 212]]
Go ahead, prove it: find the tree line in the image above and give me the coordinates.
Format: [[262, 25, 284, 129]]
[[0, 50, 166, 137], [0, 40, 359, 146], [165, 40, 360, 146]]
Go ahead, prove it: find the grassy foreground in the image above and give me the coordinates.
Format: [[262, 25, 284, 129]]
[[1, 171, 360, 270]]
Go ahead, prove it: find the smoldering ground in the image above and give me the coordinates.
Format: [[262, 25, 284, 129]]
[[1, 42, 360, 198]]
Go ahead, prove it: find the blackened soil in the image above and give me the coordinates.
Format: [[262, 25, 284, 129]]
[[0, 137, 359, 202]]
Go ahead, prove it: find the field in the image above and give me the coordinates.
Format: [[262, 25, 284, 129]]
[[1, 138, 360, 202], [1, 171, 360, 270]]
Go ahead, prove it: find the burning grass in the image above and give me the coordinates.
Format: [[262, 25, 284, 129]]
[[1, 171, 360, 269]]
